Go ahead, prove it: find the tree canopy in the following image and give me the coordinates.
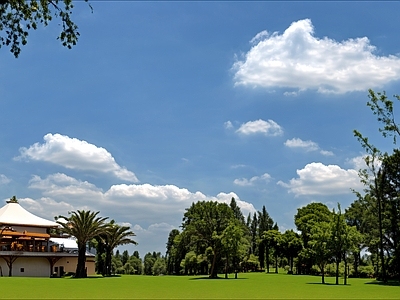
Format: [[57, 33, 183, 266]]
[[0, 0, 89, 57]]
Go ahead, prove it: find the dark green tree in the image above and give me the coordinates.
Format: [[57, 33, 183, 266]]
[[181, 201, 234, 278]]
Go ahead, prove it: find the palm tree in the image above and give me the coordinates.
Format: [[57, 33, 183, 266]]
[[101, 221, 137, 276], [57, 210, 108, 278]]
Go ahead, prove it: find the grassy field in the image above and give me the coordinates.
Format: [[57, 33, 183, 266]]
[[0, 273, 399, 299]]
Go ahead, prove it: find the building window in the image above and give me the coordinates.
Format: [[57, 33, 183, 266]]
[[20, 268, 24, 273]]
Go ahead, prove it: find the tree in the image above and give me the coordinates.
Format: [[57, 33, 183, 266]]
[[308, 222, 332, 284], [129, 252, 143, 275], [57, 210, 108, 278], [166, 229, 182, 275], [282, 229, 302, 274], [221, 220, 248, 279], [101, 222, 137, 276], [262, 229, 282, 273], [257, 206, 274, 270], [294, 203, 332, 274], [143, 252, 156, 275], [181, 201, 234, 278], [0, 0, 91, 57], [353, 89, 400, 282], [152, 257, 167, 276]]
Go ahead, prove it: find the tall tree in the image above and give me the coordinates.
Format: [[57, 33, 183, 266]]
[[308, 222, 332, 284], [257, 206, 274, 270], [282, 229, 303, 274], [98, 221, 137, 276], [294, 202, 332, 274], [181, 201, 234, 278], [0, 0, 90, 57], [353, 89, 400, 282], [57, 210, 108, 278]]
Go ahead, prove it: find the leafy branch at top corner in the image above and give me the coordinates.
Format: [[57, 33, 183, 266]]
[[366, 89, 400, 144], [0, 0, 91, 58]]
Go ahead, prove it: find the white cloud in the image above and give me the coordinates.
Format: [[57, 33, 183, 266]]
[[284, 138, 333, 156], [284, 138, 319, 151], [213, 192, 256, 217], [224, 121, 234, 129], [233, 19, 400, 94], [234, 173, 272, 186], [0, 174, 11, 185], [277, 162, 363, 196], [16, 133, 138, 182], [26, 173, 256, 230], [236, 119, 283, 136]]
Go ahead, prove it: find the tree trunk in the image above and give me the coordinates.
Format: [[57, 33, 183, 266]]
[[266, 247, 270, 273], [335, 259, 339, 285], [75, 244, 87, 278], [209, 249, 218, 278], [225, 254, 228, 279], [275, 253, 278, 273], [344, 256, 348, 285], [376, 174, 387, 283], [321, 265, 325, 284]]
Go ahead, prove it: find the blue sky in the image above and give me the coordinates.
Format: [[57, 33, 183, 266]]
[[1, 1, 400, 256]]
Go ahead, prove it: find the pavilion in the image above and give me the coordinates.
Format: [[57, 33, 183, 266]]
[[0, 196, 95, 277]]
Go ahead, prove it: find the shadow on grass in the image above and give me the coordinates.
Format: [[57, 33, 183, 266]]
[[306, 282, 351, 286], [365, 280, 400, 286], [189, 276, 248, 280]]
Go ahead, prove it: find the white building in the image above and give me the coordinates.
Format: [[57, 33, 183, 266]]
[[0, 197, 95, 277]]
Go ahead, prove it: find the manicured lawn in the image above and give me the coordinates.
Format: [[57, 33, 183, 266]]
[[0, 273, 398, 299]]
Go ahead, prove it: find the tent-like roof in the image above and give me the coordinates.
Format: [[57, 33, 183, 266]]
[[0, 200, 59, 228]]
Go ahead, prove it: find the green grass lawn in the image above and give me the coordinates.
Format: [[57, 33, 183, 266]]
[[0, 273, 398, 299]]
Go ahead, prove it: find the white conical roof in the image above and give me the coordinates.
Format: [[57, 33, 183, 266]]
[[0, 201, 59, 228]]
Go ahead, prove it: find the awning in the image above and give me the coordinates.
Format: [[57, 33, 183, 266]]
[[0, 230, 50, 239]]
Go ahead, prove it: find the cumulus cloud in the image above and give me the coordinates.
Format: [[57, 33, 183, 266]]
[[0, 174, 11, 185], [284, 138, 333, 156], [236, 119, 283, 136], [234, 173, 272, 187], [26, 173, 256, 229], [277, 162, 363, 196], [233, 19, 400, 94], [16, 133, 138, 182]]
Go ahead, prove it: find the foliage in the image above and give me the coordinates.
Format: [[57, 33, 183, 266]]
[[353, 89, 400, 282], [0, 0, 90, 57], [99, 221, 137, 276], [56, 210, 108, 278], [152, 257, 167, 276], [181, 201, 234, 278]]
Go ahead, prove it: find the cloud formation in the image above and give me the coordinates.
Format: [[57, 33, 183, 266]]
[[284, 138, 333, 156], [27, 173, 256, 225], [23, 173, 257, 253], [0, 174, 10, 185], [277, 162, 362, 196], [17, 133, 138, 182], [234, 173, 271, 186], [233, 19, 400, 94], [236, 119, 283, 136]]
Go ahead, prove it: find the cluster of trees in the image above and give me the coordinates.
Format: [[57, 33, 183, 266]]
[[108, 250, 167, 276], [165, 198, 305, 279], [164, 199, 364, 284], [56, 210, 137, 278]]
